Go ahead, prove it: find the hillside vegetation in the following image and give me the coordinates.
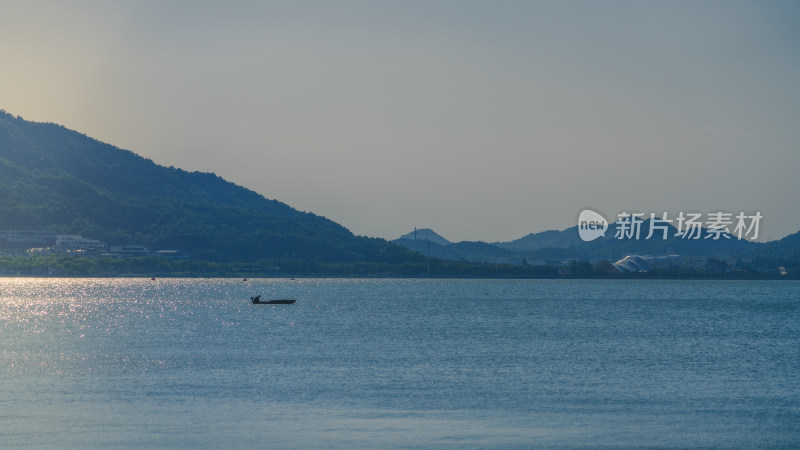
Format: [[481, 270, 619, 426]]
[[0, 111, 420, 264]]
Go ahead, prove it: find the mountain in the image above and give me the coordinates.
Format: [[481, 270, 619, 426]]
[[397, 228, 451, 246], [3, 111, 792, 274], [396, 219, 770, 267], [498, 221, 758, 260], [496, 229, 577, 252], [394, 236, 519, 264], [742, 230, 800, 269], [391, 238, 452, 260], [0, 111, 422, 263], [395, 229, 522, 264]]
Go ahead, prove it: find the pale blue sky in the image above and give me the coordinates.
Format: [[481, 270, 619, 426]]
[[1, 1, 798, 241]]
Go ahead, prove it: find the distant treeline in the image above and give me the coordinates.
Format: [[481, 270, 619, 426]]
[[0, 254, 794, 279]]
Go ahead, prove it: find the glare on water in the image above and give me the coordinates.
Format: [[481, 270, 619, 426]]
[[1, 278, 798, 448]]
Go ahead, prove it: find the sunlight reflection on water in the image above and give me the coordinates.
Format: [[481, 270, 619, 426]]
[[1, 278, 799, 448]]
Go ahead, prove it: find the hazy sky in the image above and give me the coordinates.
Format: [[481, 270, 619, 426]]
[[2, 1, 798, 242]]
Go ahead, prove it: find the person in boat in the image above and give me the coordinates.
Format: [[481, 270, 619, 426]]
[[251, 295, 261, 304]]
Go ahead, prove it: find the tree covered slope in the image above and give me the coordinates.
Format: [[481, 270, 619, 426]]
[[0, 111, 420, 263]]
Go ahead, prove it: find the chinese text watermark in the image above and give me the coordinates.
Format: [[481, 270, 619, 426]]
[[578, 210, 762, 242]]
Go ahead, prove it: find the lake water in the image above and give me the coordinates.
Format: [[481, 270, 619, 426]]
[[1, 278, 798, 448]]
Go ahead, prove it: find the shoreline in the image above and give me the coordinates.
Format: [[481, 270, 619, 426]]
[[0, 273, 795, 280]]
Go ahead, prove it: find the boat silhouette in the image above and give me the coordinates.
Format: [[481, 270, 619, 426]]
[[251, 295, 296, 305]]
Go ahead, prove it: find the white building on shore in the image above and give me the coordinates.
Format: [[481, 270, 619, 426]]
[[55, 235, 107, 253]]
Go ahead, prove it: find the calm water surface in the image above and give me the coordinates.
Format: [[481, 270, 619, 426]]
[[1, 278, 798, 448]]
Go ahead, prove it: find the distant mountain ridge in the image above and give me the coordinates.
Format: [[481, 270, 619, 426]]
[[397, 228, 451, 246], [495, 229, 577, 252], [0, 111, 421, 263], [2, 111, 795, 272], [395, 222, 795, 270]]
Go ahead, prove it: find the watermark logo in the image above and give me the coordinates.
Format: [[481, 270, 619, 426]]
[[577, 209, 763, 242], [578, 209, 608, 241]]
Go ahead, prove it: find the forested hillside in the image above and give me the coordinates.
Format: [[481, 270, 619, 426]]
[[0, 111, 421, 263]]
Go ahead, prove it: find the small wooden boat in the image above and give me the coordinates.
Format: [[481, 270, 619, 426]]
[[251, 295, 296, 305]]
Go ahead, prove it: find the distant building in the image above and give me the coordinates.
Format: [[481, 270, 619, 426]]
[[55, 235, 107, 253], [110, 245, 150, 257], [613, 255, 650, 273], [153, 250, 185, 259], [609, 254, 681, 273], [27, 247, 55, 256]]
